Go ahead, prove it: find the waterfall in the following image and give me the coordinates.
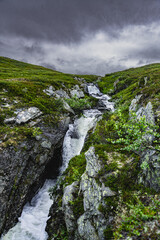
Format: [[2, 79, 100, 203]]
[[1, 84, 114, 240]]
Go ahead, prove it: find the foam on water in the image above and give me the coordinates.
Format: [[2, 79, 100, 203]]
[[1, 180, 55, 240]]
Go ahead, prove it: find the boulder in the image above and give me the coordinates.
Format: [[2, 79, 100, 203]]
[[70, 85, 84, 98], [4, 107, 42, 125], [43, 86, 55, 96]]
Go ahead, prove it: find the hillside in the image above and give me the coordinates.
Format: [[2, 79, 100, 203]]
[[0, 57, 160, 240]]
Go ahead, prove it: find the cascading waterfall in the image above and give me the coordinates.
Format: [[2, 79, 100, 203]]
[[1, 84, 114, 240]]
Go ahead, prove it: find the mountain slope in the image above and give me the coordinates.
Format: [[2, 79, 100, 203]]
[[0, 57, 160, 239]]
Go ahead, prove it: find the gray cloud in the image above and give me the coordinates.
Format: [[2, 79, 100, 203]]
[[0, 0, 160, 43], [1, 1, 160, 75]]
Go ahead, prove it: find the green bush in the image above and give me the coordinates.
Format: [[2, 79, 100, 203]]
[[65, 96, 91, 113], [106, 110, 160, 153]]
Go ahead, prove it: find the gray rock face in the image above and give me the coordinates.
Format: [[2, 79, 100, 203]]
[[62, 181, 79, 233], [77, 147, 115, 240], [0, 118, 69, 235], [4, 107, 42, 125], [77, 214, 99, 240]]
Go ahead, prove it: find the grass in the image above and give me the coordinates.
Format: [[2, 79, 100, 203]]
[[0, 56, 99, 145]]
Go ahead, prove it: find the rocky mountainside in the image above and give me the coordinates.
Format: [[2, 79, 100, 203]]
[[0, 57, 160, 239]]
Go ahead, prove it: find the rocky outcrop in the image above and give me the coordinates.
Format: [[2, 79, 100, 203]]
[[0, 116, 69, 235], [47, 147, 117, 240]]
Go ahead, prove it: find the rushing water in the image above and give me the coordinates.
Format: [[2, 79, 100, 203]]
[[87, 84, 115, 112], [1, 84, 114, 240]]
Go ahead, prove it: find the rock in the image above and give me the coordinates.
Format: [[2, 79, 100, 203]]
[[0, 178, 6, 194], [62, 181, 79, 233], [77, 213, 99, 240], [16, 107, 42, 124], [136, 102, 155, 125], [4, 107, 42, 125], [39, 153, 48, 165], [55, 89, 70, 99], [129, 95, 142, 113], [43, 86, 70, 99], [4, 117, 15, 124], [85, 146, 101, 177], [62, 100, 75, 114], [41, 140, 52, 149], [43, 86, 55, 96], [98, 98, 115, 112], [70, 85, 85, 98]]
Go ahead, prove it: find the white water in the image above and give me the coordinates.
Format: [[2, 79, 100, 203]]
[[87, 84, 115, 112], [1, 180, 55, 240], [1, 84, 114, 240], [60, 109, 102, 173]]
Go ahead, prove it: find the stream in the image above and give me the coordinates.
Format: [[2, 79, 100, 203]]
[[1, 84, 114, 240]]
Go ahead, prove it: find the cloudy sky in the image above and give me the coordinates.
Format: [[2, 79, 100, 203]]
[[0, 0, 160, 75]]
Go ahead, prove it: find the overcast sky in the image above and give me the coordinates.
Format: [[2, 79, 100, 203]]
[[0, 0, 160, 75]]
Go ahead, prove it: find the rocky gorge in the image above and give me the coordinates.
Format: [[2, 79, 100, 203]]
[[0, 57, 160, 239]]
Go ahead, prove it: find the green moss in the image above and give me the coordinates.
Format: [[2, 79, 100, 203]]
[[64, 153, 86, 187], [104, 226, 114, 239], [70, 192, 84, 220]]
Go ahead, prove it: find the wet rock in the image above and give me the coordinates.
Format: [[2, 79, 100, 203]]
[[98, 97, 115, 112], [87, 84, 102, 97]]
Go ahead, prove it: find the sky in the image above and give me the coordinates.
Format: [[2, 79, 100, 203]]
[[0, 0, 160, 75]]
